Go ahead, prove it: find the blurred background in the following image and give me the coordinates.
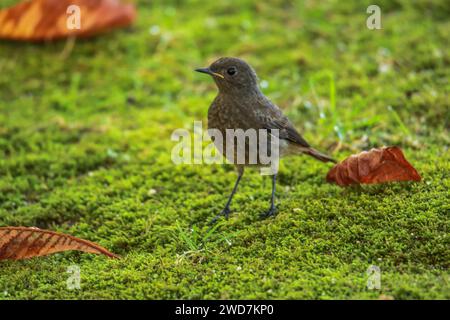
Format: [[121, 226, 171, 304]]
[[0, 0, 448, 299], [1, 0, 448, 149]]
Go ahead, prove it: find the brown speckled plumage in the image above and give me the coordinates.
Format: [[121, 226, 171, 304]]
[[196, 57, 336, 222]]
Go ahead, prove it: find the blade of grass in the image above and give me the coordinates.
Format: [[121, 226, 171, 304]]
[[387, 105, 411, 136]]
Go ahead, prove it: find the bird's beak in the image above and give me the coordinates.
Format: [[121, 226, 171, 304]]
[[195, 67, 224, 79]]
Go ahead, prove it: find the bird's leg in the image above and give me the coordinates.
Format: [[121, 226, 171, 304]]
[[261, 174, 277, 218], [209, 169, 244, 225]]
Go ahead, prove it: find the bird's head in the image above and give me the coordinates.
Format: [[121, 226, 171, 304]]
[[195, 57, 259, 95]]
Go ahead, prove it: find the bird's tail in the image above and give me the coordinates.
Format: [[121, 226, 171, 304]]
[[304, 147, 337, 163]]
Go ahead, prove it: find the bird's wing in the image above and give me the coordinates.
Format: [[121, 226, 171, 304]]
[[263, 117, 310, 148], [254, 97, 310, 148]]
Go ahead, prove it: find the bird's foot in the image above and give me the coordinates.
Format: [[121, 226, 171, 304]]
[[260, 205, 277, 219], [209, 206, 232, 225]]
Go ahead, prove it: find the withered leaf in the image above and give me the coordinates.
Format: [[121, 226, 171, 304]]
[[0, 227, 119, 260], [0, 0, 136, 41], [326, 146, 421, 187]]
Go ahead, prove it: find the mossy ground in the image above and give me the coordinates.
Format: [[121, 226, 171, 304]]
[[0, 0, 449, 299]]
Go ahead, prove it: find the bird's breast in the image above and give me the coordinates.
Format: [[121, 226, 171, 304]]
[[207, 96, 256, 132]]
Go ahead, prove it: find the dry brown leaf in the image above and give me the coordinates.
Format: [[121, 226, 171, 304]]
[[0, 0, 136, 41], [0, 226, 119, 260], [326, 146, 421, 187]]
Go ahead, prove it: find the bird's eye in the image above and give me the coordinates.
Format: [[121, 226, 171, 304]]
[[227, 67, 237, 76]]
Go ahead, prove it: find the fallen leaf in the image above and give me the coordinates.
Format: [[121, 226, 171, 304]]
[[0, 227, 119, 260], [326, 146, 421, 187], [0, 0, 136, 41]]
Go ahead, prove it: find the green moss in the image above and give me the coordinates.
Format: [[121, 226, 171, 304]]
[[0, 0, 448, 299]]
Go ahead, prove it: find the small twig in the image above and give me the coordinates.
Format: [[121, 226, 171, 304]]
[[59, 36, 77, 60]]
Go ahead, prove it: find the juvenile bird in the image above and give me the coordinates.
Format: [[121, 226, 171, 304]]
[[196, 57, 336, 223]]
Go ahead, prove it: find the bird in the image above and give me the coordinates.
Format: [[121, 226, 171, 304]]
[[195, 57, 336, 223]]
